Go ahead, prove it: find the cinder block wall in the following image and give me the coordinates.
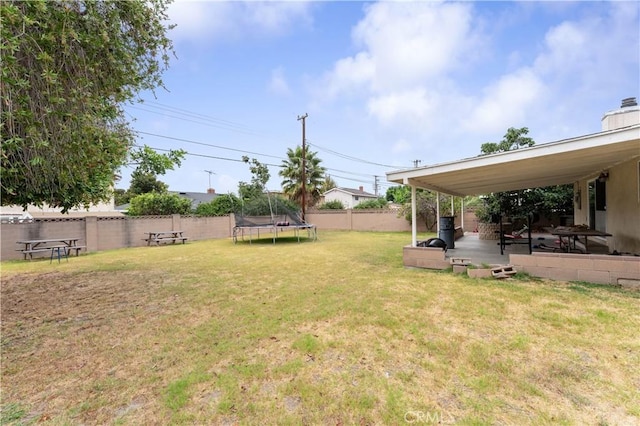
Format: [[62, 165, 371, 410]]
[[2, 210, 429, 260], [403, 246, 450, 270], [2, 215, 233, 261], [306, 209, 430, 232], [510, 252, 640, 287]]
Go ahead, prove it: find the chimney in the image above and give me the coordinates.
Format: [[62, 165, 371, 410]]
[[207, 188, 216, 194], [621, 97, 637, 108], [359, 186, 364, 192], [602, 97, 640, 131]]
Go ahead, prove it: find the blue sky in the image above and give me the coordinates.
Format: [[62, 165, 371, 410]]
[[119, 0, 640, 197]]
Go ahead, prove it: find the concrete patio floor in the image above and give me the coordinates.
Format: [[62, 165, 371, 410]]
[[444, 232, 588, 266]]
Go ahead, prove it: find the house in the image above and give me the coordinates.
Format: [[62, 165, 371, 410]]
[[0, 198, 123, 219], [386, 98, 640, 284], [323, 186, 378, 209], [170, 189, 219, 210]]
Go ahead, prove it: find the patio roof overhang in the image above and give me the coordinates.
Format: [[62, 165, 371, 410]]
[[386, 125, 640, 197]]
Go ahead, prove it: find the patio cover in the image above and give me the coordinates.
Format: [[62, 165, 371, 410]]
[[386, 125, 640, 197]]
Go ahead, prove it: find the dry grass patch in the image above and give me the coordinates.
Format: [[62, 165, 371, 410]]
[[1, 231, 639, 425]]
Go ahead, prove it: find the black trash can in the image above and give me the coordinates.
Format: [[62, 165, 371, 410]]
[[438, 216, 455, 249]]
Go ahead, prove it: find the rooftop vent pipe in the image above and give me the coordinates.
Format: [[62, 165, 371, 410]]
[[621, 97, 637, 108]]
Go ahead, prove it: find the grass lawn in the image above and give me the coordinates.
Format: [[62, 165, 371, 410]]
[[1, 231, 639, 425]]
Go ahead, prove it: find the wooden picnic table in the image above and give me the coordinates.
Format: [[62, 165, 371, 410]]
[[550, 227, 612, 253], [144, 231, 188, 246], [16, 238, 85, 261]]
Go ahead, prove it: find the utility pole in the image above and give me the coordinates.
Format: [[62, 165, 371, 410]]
[[374, 175, 379, 196], [413, 159, 422, 168], [297, 113, 308, 221]]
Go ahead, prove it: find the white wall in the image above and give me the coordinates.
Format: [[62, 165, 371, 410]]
[[325, 191, 355, 209]]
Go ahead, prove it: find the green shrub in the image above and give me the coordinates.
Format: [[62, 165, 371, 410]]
[[318, 200, 345, 210], [354, 198, 388, 209], [196, 194, 240, 216], [127, 193, 192, 216]]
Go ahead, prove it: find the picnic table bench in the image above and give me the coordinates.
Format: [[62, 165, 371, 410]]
[[144, 231, 188, 246], [16, 238, 85, 261]]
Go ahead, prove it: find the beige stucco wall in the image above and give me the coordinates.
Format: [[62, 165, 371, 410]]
[[606, 159, 640, 254], [573, 157, 640, 254]]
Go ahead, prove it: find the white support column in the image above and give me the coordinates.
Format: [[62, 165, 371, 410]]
[[411, 185, 417, 247], [451, 196, 454, 216], [461, 197, 465, 230], [436, 192, 440, 234]]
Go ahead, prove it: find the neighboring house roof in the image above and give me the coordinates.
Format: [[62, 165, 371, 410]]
[[171, 191, 219, 209], [324, 187, 378, 198], [386, 124, 640, 197]]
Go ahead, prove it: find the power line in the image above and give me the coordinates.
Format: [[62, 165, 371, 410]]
[[129, 106, 262, 136], [136, 131, 283, 160], [308, 141, 398, 168], [128, 102, 403, 182], [135, 130, 387, 180]]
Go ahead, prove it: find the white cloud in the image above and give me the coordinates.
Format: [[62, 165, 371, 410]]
[[351, 2, 477, 92], [465, 69, 546, 134], [533, 3, 640, 105], [367, 88, 433, 126], [314, 1, 485, 131], [268, 67, 291, 97], [167, 0, 314, 44]]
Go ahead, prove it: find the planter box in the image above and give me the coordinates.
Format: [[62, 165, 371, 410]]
[[478, 222, 500, 240]]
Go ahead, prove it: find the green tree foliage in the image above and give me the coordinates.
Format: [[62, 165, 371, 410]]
[[118, 146, 185, 203], [399, 190, 440, 231], [354, 198, 388, 209], [114, 188, 129, 206], [128, 171, 168, 196], [195, 194, 240, 216], [480, 127, 535, 155], [127, 193, 192, 216], [0, 0, 174, 212], [320, 174, 337, 194], [238, 156, 270, 201], [318, 200, 345, 210], [386, 185, 411, 204], [129, 145, 186, 175], [279, 146, 326, 208], [477, 127, 573, 221]]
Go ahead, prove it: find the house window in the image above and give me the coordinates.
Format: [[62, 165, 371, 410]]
[[354, 196, 359, 201]]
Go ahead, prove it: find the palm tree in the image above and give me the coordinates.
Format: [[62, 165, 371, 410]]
[[279, 146, 326, 209]]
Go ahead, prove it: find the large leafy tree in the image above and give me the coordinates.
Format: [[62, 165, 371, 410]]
[[116, 146, 186, 204], [1, 0, 174, 212], [238, 156, 270, 201], [279, 146, 326, 208], [477, 127, 573, 221], [480, 127, 535, 155]]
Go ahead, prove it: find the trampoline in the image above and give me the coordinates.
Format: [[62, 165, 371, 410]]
[[232, 195, 317, 244]]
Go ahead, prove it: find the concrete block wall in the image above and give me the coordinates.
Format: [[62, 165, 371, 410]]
[[307, 209, 429, 232], [1, 215, 232, 261], [510, 252, 640, 287], [403, 245, 450, 270], [2, 210, 421, 260]]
